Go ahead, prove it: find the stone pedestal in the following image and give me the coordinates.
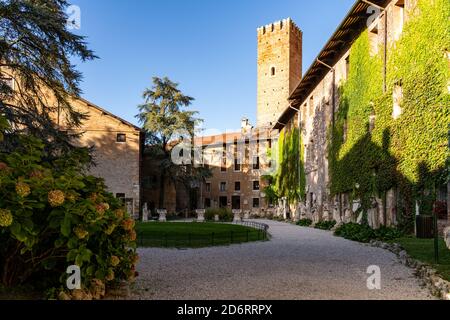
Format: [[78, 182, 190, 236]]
[[444, 227, 450, 250], [157, 209, 167, 222], [196, 209, 206, 222], [142, 203, 149, 222], [214, 214, 220, 222], [243, 211, 250, 220], [232, 210, 242, 223]]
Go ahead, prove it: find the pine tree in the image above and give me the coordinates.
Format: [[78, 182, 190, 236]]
[[0, 0, 96, 153]]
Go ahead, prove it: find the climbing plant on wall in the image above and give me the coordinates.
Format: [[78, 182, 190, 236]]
[[266, 125, 306, 204], [328, 0, 450, 228]]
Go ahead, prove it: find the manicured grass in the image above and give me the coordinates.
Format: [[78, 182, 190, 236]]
[[136, 222, 268, 248], [390, 237, 450, 282]]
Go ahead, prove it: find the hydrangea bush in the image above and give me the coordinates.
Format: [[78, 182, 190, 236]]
[[0, 136, 138, 299]]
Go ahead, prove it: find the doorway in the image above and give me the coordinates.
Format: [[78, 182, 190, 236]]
[[232, 196, 241, 210], [219, 196, 228, 208]]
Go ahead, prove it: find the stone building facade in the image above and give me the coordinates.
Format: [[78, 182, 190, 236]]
[[57, 98, 144, 219], [1, 69, 144, 218], [274, 0, 449, 227], [197, 119, 274, 214], [191, 18, 303, 215]]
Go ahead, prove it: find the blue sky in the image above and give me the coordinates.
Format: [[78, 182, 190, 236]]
[[72, 0, 355, 132]]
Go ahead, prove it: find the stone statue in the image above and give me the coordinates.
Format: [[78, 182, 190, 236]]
[[444, 227, 450, 250], [233, 209, 242, 222], [196, 209, 206, 222], [157, 209, 167, 222], [142, 203, 149, 222]]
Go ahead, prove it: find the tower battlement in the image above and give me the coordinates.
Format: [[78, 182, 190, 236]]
[[256, 18, 303, 128], [257, 18, 302, 37]]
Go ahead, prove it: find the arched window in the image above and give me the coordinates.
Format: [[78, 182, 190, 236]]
[[271, 67, 276, 76]]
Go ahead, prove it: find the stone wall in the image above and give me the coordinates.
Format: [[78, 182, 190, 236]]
[[283, 0, 425, 227], [59, 98, 143, 219], [199, 130, 273, 214], [257, 18, 302, 128]]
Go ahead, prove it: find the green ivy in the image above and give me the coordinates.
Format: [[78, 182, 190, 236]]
[[266, 126, 306, 204], [328, 0, 450, 227]]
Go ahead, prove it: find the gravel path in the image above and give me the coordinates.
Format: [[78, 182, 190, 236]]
[[129, 220, 434, 300]]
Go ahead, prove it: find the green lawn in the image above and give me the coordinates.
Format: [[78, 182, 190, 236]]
[[390, 237, 450, 282], [136, 222, 268, 248]]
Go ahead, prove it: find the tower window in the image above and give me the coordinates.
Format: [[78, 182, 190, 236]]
[[271, 67, 276, 77], [116, 133, 126, 143], [309, 96, 314, 117], [345, 55, 350, 80]]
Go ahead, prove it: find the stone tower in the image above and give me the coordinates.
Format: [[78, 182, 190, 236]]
[[257, 18, 302, 128]]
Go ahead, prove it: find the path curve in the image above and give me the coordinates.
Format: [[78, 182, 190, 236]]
[[129, 220, 433, 300]]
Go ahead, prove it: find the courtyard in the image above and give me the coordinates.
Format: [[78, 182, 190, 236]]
[[129, 220, 434, 300]]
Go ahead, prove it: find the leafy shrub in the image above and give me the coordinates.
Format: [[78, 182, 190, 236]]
[[265, 213, 274, 220], [0, 136, 137, 299], [314, 220, 337, 231], [205, 208, 233, 222], [334, 223, 375, 243], [373, 226, 405, 241], [334, 223, 404, 243], [297, 219, 313, 227]]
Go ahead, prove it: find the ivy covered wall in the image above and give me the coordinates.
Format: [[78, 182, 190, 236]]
[[328, 0, 450, 223], [265, 123, 306, 205]]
